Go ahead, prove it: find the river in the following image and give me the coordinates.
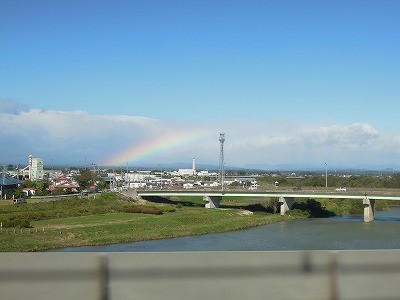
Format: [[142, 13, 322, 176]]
[[56, 208, 400, 252]]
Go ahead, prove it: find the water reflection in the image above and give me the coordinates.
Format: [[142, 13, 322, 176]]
[[56, 208, 400, 252]]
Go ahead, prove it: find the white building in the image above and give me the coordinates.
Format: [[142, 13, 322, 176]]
[[125, 171, 155, 183], [249, 180, 260, 190], [29, 155, 44, 180], [178, 169, 196, 176], [178, 158, 196, 176], [183, 183, 194, 189], [197, 170, 218, 177]]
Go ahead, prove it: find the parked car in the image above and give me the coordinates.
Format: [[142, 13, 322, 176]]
[[13, 198, 27, 204]]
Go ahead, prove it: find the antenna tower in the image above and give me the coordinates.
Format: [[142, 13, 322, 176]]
[[219, 133, 225, 191]]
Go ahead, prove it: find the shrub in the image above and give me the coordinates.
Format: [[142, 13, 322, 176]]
[[125, 205, 163, 215], [348, 201, 363, 215], [288, 209, 310, 217], [375, 200, 389, 211], [1, 218, 31, 228], [162, 206, 177, 213], [292, 199, 335, 217]]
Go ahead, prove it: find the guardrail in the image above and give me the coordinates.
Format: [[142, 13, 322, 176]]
[[30, 193, 81, 199], [1, 251, 400, 300]]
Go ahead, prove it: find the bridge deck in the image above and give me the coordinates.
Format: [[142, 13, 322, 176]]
[[136, 190, 400, 201]]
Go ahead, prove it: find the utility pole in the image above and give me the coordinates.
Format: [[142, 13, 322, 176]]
[[159, 164, 163, 189], [219, 133, 225, 191], [1, 165, 5, 200], [126, 160, 129, 188], [325, 163, 328, 188]]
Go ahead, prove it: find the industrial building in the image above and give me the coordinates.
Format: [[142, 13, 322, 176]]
[[29, 155, 44, 180], [178, 158, 197, 176]]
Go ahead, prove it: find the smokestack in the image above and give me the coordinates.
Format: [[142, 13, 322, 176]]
[[192, 158, 196, 174]]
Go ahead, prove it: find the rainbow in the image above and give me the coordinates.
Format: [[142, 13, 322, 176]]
[[103, 129, 211, 166]]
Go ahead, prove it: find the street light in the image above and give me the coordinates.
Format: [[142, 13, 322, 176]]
[[1, 165, 4, 200], [325, 163, 328, 188], [158, 164, 163, 189]]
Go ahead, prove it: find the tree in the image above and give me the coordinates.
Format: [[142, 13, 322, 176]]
[[36, 181, 49, 196], [23, 180, 36, 188], [307, 176, 325, 187], [52, 187, 65, 195], [75, 169, 99, 190], [96, 178, 107, 191]]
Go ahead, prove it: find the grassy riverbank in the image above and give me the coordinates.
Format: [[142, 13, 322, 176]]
[[0, 193, 306, 252]]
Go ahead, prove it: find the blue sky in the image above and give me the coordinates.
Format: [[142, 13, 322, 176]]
[[1, 1, 400, 169]]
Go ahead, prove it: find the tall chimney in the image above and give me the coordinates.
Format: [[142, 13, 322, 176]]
[[192, 157, 196, 174]]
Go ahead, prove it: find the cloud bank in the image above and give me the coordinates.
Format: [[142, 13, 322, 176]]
[[1, 100, 399, 169]]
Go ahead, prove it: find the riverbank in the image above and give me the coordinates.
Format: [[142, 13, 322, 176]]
[[56, 209, 400, 252], [0, 193, 307, 252]]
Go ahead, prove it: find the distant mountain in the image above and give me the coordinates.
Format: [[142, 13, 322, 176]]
[[113, 162, 219, 172], [92, 162, 399, 173], [242, 163, 321, 171], [243, 163, 399, 172], [159, 162, 219, 171]]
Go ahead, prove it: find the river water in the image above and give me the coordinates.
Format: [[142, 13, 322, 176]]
[[56, 208, 400, 252]]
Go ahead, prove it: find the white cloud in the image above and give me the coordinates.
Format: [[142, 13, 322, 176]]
[[1, 102, 400, 168], [1, 107, 207, 153], [299, 123, 380, 148], [218, 122, 400, 166], [0, 99, 30, 114], [1, 109, 158, 140], [0, 105, 212, 165]]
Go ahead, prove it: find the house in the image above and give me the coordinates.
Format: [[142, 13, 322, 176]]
[[49, 182, 79, 193], [52, 174, 69, 184], [183, 183, 194, 189], [50, 173, 79, 193], [249, 180, 260, 190], [0, 176, 23, 200], [22, 187, 36, 197]]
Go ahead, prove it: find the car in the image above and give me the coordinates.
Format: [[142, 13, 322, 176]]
[[13, 198, 27, 204], [335, 187, 347, 192]]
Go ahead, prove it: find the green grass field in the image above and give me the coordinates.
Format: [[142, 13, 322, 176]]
[[0, 193, 305, 252]]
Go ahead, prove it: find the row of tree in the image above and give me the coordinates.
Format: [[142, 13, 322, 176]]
[[260, 173, 400, 189]]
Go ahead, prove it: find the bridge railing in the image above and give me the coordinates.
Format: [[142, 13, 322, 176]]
[[136, 188, 400, 200]]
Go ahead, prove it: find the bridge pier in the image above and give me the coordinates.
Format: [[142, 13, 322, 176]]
[[203, 195, 222, 208], [279, 197, 295, 216], [363, 197, 375, 222]]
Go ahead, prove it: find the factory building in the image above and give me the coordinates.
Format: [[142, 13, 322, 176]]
[[178, 158, 197, 176], [28, 155, 44, 180]]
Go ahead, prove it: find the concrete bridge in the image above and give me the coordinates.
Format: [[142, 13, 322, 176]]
[[136, 190, 400, 222]]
